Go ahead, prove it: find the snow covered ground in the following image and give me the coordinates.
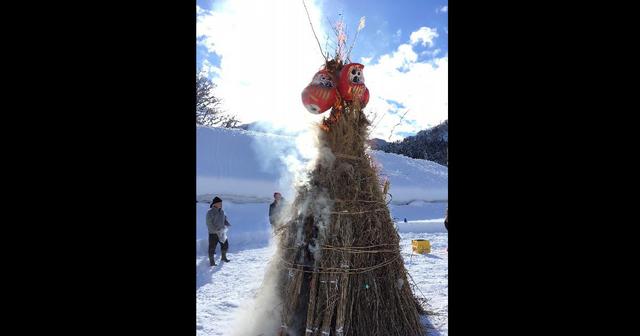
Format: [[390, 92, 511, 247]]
[[196, 126, 448, 335], [196, 198, 449, 335], [196, 229, 448, 336]]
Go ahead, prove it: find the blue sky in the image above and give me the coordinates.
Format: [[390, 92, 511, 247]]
[[196, 0, 447, 141], [197, 0, 447, 73], [316, 0, 448, 64]]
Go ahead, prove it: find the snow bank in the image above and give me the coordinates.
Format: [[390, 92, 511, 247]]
[[390, 200, 448, 233], [197, 126, 288, 201], [390, 201, 447, 221], [396, 219, 446, 233]]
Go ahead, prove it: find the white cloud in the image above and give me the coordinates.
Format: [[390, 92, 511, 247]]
[[409, 27, 438, 48], [198, 59, 221, 78], [364, 28, 447, 141], [196, 0, 329, 132], [437, 6, 448, 13], [420, 48, 442, 57]]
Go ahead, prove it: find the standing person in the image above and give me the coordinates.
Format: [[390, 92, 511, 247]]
[[206, 196, 231, 266], [444, 207, 448, 253], [269, 192, 285, 231], [444, 207, 448, 231]]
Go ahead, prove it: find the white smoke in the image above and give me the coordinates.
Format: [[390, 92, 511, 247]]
[[197, 2, 341, 332], [229, 163, 335, 335], [308, 189, 333, 261], [248, 122, 321, 201], [229, 244, 284, 336], [228, 188, 334, 336]]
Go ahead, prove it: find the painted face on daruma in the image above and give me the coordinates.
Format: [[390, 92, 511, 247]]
[[338, 63, 369, 106], [347, 65, 364, 84], [311, 71, 335, 88], [301, 69, 338, 114]]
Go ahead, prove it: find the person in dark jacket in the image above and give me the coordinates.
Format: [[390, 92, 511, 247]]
[[269, 192, 285, 231], [206, 196, 231, 266], [444, 207, 448, 253], [444, 207, 448, 231]]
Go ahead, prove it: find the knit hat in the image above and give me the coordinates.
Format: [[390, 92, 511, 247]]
[[212, 196, 223, 204]]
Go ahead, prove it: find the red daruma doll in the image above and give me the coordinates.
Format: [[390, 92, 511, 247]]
[[337, 63, 369, 107], [301, 69, 338, 114]]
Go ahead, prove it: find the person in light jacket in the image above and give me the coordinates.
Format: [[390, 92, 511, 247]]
[[206, 196, 231, 266]]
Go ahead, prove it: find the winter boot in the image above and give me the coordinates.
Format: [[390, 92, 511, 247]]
[[221, 252, 230, 263], [209, 256, 216, 266]]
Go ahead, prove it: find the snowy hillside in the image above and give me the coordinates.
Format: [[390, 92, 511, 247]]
[[197, 125, 447, 203], [372, 150, 447, 204], [377, 120, 449, 166]]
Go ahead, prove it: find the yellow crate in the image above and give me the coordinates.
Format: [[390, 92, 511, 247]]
[[412, 239, 431, 254]]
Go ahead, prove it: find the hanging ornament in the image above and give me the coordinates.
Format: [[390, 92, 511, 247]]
[[301, 69, 338, 114], [337, 63, 369, 107]]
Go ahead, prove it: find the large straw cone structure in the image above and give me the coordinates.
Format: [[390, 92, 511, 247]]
[[274, 60, 425, 336]]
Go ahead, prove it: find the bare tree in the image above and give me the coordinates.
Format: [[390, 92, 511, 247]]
[[196, 73, 240, 128]]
